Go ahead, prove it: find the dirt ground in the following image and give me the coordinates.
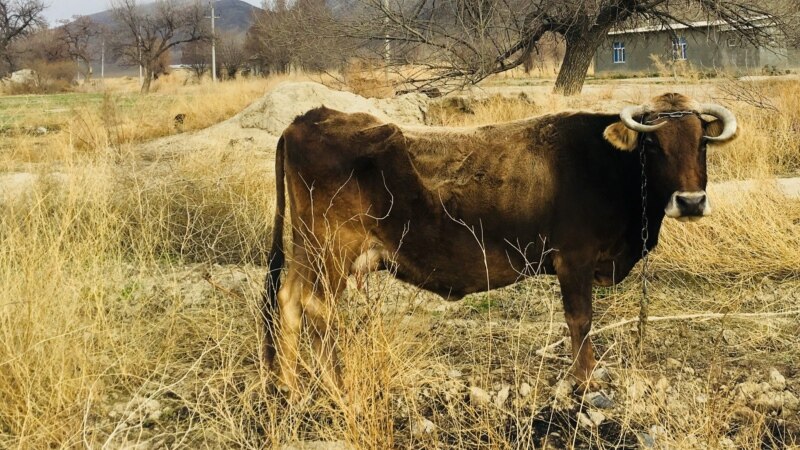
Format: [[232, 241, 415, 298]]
[[88, 264, 800, 449]]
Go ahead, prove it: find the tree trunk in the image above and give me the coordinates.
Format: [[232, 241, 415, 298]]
[[553, 30, 606, 96], [141, 65, 153, 93]]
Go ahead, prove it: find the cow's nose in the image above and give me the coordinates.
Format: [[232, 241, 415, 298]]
[[676, 193, 705, 210], [665, 191, 711, 220]]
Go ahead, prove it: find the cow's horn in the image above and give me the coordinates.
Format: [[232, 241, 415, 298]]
[[698, 103, 737, 141], [620, 105, 666, 132]]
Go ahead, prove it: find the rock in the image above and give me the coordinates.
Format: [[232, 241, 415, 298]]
[[412, 418, 436, 436], [666, 358, 682, 370], [649, 425, 667, 438], [682, 366, 696, 376], [495, 385, 510, 408], [722, 329, 739, 345], [753, 392, 784, 411], [587, 409, 606, 426], [655, 377, 670, 392], [519, 382, 532, 398], [577, 412, 595, 429], [695, 394, 708, 404], [732, 406, 759, 423], [469, 386, 491, 406], [34, 126, 47, 135], [782, 391, 799, 411], [737, 381, 762, 399], [585, 391, 615, 409], [719, 437, 736, 449], [769, 368, 786, 391], [638, 431, 656, 448], [626, 379, 648, 401], [9, 69, 36, 85], [594, 367, 612, 383], [142, 399, 162, 420], [553, 379, 574, 406], [447, 369, 463, 379]]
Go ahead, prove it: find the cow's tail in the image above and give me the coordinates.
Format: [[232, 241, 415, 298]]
[[263, 135, 286, 367]]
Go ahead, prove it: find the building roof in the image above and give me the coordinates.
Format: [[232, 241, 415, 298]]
[[608, 16, 771, 35]]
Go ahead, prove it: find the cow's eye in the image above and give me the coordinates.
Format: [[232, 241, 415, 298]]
[[643, 136, 658, 152], [643, 135, 659, 154]]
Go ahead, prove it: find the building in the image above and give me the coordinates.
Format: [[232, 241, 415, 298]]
[[594, 18, 799, 74]]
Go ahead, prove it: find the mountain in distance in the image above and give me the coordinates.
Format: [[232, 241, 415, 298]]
[[77, 1, 263, 77], [83, 0, 263, 35]]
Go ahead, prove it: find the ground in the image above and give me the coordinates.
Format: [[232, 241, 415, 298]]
[[0, 74, 799, 449]]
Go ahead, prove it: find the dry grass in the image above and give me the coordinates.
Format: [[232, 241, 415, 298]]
[[0, 73, 294, 170], [1, 76, 799, 448]]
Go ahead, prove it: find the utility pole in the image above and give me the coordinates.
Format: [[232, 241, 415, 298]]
[[207, 1, 220, 83], [138, 27, 143, 85], [383, 0, 390, 82], [101, 38, 105, 80]]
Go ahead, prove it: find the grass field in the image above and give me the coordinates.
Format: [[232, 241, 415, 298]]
[[1, 73, 799, 449]]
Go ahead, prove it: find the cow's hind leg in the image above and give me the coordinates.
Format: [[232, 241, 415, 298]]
[[303, 291, 343, 391], [555, 256, 598, 391], [274, 274, 304, 396]]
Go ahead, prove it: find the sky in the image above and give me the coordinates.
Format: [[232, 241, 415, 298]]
[[43, 0, 263, 25]]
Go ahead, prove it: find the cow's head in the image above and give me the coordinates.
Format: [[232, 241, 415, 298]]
[[603, 93, 738, 221]]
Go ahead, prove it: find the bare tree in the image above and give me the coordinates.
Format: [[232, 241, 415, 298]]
[[246, 0, 355, 75], [0, 0, 46, 76], [344, 0, 787, 95], [58, 16, 103, 81], [110, 0, 210, 93], [9, 27, 78, 92], [181, 40, 209, 79], [218, 32, 246, 78], [246, 5, 292, 75]]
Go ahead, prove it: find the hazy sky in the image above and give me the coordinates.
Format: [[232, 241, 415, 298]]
[[43, 0, 263, 25]]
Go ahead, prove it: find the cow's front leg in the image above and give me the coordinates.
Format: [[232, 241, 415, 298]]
[[555, 257, 598, 391]]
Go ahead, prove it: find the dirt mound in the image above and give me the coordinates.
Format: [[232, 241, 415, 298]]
[[134, 82, 429, 162], [237, 81, 429, 136]]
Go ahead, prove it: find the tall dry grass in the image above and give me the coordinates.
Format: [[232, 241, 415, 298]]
[[0, 74, 291, 171], [1, 76, 799, 448]]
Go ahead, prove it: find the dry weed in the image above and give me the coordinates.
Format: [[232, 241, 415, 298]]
[[1, 76, 799, 448]]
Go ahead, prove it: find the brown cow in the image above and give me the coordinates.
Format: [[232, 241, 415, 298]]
[[262, 93, 737, 395]]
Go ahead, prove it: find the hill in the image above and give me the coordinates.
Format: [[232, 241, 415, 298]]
[[85, 0, 262, 35]]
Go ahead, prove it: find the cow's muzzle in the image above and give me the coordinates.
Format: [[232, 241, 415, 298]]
[[664, 191, 711, 221]]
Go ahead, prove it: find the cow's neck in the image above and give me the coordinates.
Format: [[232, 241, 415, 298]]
[[605, 149, 668, 278]]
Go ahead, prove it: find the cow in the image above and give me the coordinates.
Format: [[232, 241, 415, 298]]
[[261, 93, 738, 395]]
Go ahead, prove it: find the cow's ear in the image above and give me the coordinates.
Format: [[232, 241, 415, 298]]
[[603, 122, 639, 151], [703, 118, 738, 142]]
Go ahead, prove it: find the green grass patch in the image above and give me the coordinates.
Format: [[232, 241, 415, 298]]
[[0, 92, 180, 129]]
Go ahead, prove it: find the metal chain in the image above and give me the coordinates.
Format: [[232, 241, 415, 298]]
[[651, 111, 697, 121], [637, 127, 649, 346], [638, 110, 695, 345]]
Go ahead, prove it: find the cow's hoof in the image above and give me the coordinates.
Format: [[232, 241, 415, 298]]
[[569, 366, 601, 394], [573, 377, 601, 395], [271, 378, 302, 404]]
